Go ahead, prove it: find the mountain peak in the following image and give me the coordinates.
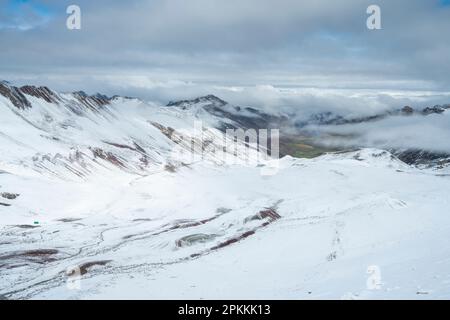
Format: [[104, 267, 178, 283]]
[[167, 94, 227, 108]]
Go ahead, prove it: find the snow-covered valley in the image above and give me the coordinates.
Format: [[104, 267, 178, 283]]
[[1, 82, 450, 299]]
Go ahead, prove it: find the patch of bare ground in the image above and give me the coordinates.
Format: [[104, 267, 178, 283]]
[[57, 218, 82, 223], [123, 212, 226, 240], [12, 224, 40, 229], [164, 163, 177, 173], [189, 207, 282, 258], [209, 230, 256, 251], [0, 249, 59, 266], [216, 207, 232, 214], [1, 193, 19, 200], [244, 208, 281, 224], [90, 147, 125, 168]]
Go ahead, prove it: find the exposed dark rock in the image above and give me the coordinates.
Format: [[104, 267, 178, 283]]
[[167, 95, 227, 108], [151, 122, 176, 140], [327, 251, 337, 261], [164, 163, 177, 173], [13, 224, 40, 229], [57, 218, 82, 223], [0, 249, 59, 264], [167, 95, 288, 133], [123, 212, 227, 241], [192, 208, 282, 256], [0, 82, 31, 109], [392, 149, 450, 167], [209, 230, 256, 251], [20, 85, 59, 104], [90, 147, 125, 167], [296, 112, 346, 127], [422, 105, 445, 115], [1, 193, 19, 200], [206, 104, 287, 131], [102, 141, 148, 167], [103, 141, 138, 152], [72, 91, 112, 110], [244, 208, 281, 223], [401, 106, 414, 115]]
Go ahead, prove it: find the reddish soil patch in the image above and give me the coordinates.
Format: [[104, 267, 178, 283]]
[[0, 249, 59, 265], [190, 208, 281, 257], [210, 230, 256, 251]]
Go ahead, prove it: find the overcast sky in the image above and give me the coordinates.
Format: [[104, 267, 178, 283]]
[[1, 0, 450, 111]]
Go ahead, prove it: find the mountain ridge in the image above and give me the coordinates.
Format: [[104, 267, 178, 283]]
[[2, 80, 450, 169]]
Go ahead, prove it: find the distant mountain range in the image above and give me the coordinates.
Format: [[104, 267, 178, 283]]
[[1, 80, 450, 170]]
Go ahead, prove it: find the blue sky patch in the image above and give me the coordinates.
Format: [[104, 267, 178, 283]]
[[1, 0, 53, 30]]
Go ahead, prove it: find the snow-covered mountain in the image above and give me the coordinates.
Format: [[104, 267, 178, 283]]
[[0, 82, 277, 180], [1, 82, 450, 299]]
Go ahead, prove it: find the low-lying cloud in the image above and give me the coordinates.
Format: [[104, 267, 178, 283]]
[[313, 112, 450, 153]]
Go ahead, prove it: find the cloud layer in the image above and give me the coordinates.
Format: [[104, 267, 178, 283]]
[[1, 0, 450, 113], [311, 112, 450, 154]]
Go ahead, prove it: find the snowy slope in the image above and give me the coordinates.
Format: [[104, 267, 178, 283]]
[[1, 83, 450, 299], [0, 83, 271, 180]]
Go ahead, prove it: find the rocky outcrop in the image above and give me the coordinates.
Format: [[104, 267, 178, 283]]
[[422, 105, 446, 115], [1, 193, 20, 200], [391, 149, 450, 167], [167, 94, 227, 109], [20, 85, 59, 104], [0, 82, 31, 109], [401, 106, 414, 115], [167, 94, 288, 130], [0, 80, 115, 112], [73, 91, 112, 109], [90, 147, 125, 168]]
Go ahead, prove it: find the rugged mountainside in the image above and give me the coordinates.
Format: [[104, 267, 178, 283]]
[[2, 82, 450, 299], [0, 82, 273, 180], [2, 80, 447, 169], [167, 94, 289, 131], [166, 90, 450, 167]]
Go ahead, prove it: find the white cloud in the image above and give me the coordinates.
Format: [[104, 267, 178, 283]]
[[314, 112, 450, 153]]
